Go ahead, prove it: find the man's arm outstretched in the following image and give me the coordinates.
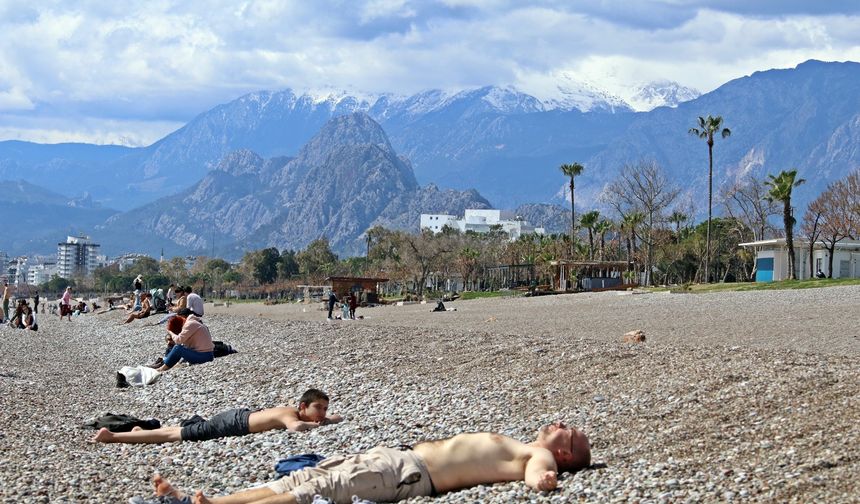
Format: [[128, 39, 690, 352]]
[[523, 449, 559, 492]]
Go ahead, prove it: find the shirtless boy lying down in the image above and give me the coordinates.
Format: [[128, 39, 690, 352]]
[[93, 389, 342, 444]]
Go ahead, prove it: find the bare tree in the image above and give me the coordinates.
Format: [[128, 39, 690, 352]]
[[814, 177, 856, 277], [604, 160, 680, 285], [722, 174, 780, 241], [800, 200, 824, 278]]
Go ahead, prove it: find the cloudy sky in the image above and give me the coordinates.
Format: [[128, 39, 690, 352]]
[[1, 0, 859, 146]]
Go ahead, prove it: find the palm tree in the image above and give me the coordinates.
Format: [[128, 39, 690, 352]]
[[765, 169, 806, 280], [559, 162, 584, 255], [594, 220, 613, 260], [579, 210, 600, 260], [689, 115, 731, 282], [620, 211, 644, 264], [668, 211, 688, 244]]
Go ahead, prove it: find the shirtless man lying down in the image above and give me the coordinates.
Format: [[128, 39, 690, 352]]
[[132, 421, 590, 504], [93, 389, 342, 444]]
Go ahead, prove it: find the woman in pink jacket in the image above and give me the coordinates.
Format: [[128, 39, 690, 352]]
[[156, 312, 214, 372]]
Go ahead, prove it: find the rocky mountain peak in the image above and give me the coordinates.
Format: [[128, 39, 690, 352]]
[[294, 112, 396, 167], [213, 149, 266, 176]]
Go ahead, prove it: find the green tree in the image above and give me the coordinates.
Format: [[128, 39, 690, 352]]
[[620, 211, 644, 264], [241, 248, 281, 284], [579, 210, 600, 260], [559, 162, 584, 254], [126, 257, 161, 276], [689, 115, 731, 282], [296, 238, 338, 277], [765, 169, 806, 280], [278, 250, 299, 279], [594, 220, 613, 261], [39, 275, 75, 294], [160, 257, 189, 284], [668, 211, 688, 244]]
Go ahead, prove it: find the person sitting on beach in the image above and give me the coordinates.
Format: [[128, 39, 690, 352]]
[[131, 421, 590, 504], [22, 304, 37, 331], [185, 286, 204, 317], [154, 312, 213, 371], [124, 293, 152, 324], [170, 287, 188, 313], [8, 299, 25, 328], [92, 388, 343, 445]]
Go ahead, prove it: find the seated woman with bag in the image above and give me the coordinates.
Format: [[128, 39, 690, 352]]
[[156, 311, 214, 372]]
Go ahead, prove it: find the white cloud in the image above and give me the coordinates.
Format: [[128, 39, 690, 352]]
[[0, 1, 858, 145]]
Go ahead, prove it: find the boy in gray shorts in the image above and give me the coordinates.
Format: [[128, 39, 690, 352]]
[[92, 389, 342, 444]]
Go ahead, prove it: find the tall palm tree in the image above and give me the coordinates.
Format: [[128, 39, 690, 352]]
[[689, 115, 731, 282], [765, 169, 806, 280], [579, 210, 600, 260], [559, 162, 584, 255], [594, 220, 613, 260]]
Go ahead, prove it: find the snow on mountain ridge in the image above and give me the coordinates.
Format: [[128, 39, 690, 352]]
[[627, 80, 701, 111]]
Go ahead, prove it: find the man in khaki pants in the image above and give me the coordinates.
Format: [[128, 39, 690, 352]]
[[131, 421, 591, 504]]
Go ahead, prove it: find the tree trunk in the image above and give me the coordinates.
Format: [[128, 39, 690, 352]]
[[827, 242, 836, 278], [784, 202, 796, 280], [570, 181, 576, 256], [706, 141, 714, 283]]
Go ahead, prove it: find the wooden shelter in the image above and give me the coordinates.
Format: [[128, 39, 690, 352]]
[[325, 276, 389, 305], [550, 260, 637, 292]]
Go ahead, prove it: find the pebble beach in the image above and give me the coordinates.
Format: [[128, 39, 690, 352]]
[[1, 286, 858, 503]]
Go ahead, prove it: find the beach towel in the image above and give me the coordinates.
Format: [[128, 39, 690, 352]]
[[274, 453, 327, 476], [117, 365, 162, 387]]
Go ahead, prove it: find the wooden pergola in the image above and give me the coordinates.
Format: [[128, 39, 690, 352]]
[[550, 260, 637, 292], [325, 276, 389, 305]]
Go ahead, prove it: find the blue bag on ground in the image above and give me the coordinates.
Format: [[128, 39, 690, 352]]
[[275, 453, 326, 476]]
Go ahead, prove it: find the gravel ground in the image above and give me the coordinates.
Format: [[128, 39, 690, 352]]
[[0, 286, 858, 503]]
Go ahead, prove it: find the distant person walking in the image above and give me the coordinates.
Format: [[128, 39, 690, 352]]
[[327, 290, 338, 320], [60, 286, 73, 321], [33, 291, 40, 314], [2, 282, 10, 323]]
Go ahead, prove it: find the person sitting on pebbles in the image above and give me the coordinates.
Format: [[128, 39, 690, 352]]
[[128, 421, 590, 504], [93, 388, 342, 445], [124, 292, 152, 324]]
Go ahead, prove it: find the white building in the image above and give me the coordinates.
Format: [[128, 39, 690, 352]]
[[57, 235, 101, 278], [7, 256, 29, 285], [740, 238, 860, 281], [111, 253, 150, 271], [27, 262, 58, 285], [420, 209, 545, 240]]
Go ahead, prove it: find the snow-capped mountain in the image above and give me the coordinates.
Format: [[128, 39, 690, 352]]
[[519, 71, 634, 113], [626, 80, 701, 111]]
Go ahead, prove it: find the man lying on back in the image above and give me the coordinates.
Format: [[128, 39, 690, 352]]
[[93, 389, 342, 444], [131, 421, 591, 504]]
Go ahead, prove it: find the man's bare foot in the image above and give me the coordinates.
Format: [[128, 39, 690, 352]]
[[91, 427, 113, 443], [192, 490, 213, 504], [153, 474, 184, 499]]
